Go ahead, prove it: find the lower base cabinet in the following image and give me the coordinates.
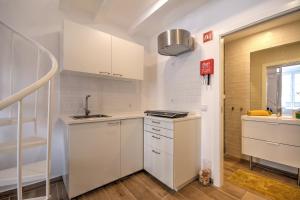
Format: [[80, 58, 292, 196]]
[[121, 118, 144, 177], [144, 116, 201, 190], [144, 134, 174, 188], [63, 118, 143, 198]]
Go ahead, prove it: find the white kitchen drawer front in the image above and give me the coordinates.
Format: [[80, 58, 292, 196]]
[[144, 124, 173, 138], [242, 137, 300, 168], [144, 145, 154, 175], [144, 118, 173, 130], [242, 120, 300, 146], [144, 131, 173, 155], [157, 150, 173, 188], [146, 146, 173, 188]]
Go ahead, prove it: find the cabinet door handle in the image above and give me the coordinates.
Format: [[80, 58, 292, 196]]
[[266, 122, 278, 125], [151, 120, 160, 124], [152, 150, 160, 155], [152, 135, 160, 140], [152, 128, 160, 132], [99, 71, 111, 75], [113, 73, 123, 77], [266, 141, 280, 146], [107, 121, 120, 126]]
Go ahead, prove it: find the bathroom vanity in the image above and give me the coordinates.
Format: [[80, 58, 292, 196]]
[[241, 115, 300, 185]]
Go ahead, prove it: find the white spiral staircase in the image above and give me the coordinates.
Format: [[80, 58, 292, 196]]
[[0, 20, 58, 200]]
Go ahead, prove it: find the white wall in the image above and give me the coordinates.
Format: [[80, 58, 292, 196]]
[[142, 0, 300, 186], [60, 73, 142, 115], [1, 0, 300, 189]]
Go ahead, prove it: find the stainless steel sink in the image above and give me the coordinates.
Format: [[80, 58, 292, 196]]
[[71, 114, 111, 119]]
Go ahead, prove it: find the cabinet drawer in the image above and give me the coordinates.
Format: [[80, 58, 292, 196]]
[[144, 124, 173, 138], [242, 137, 300, 168], [242, 120, 300, 147], [144, 118, 173, 130], [144, 131, 173, 155], [144, 145, 155, 175], [143, 145, 173, 188]]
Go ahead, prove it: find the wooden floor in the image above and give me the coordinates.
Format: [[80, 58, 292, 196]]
[[0, 156, 297, 200]]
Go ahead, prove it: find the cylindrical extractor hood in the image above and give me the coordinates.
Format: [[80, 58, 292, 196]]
[[158, 29, 194, 56]]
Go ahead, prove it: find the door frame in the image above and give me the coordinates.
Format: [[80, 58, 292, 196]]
[[217, 8, 300, 186]]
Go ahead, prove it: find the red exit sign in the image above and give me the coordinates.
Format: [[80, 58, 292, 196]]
[[203, 31, 213, 43]]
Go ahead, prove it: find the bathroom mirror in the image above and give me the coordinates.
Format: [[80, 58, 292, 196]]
[[250, 41, 300, 116]]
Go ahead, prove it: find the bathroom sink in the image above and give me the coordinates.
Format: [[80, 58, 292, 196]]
[[71, 114, 111, 119]]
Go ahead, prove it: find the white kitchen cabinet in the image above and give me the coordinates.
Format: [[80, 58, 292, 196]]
[[111, 36, 144, 80], [64, 121, 121, 198], [143, 116, 201, 190], [62, 20, 144, 80], [62, 20, 111, 75], [121, 118, 143, 177], [62, 117, 144, 198], [144, 131, 174, 188], [144, 145, 153, 174]]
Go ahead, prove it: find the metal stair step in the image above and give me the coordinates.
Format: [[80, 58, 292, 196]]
[[24, 196, 48, 200], [0, 117, 35, 127], [0, 136, 47, 153], [0, 160, 46, 187]]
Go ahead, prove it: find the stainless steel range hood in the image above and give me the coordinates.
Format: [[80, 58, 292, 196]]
[[158, 29, 194, 56]]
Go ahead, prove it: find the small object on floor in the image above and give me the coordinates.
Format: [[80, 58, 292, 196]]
[[247, 110, 272, 116], [199, 169, 211, 186]]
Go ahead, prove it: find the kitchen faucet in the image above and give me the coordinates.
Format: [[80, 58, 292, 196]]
[[84, 95, 91, 116]]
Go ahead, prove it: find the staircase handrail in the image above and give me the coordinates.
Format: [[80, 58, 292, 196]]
[[0, 20, 58, 110]]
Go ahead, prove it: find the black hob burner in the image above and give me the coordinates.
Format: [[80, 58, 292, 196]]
[[144, 110, 189, 118]]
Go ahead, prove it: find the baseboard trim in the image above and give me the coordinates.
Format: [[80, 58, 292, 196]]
[[251, 161, 298, 180]]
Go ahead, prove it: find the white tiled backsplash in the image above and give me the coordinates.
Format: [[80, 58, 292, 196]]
[[141, 50, 202, 113], [60, 73, 142, 115]]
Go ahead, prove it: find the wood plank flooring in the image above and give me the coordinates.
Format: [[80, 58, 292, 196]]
[[1, 156, 297, 200]]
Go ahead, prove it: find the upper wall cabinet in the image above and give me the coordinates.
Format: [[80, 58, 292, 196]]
[[62, 20, 112, 75], [61, 20, 144, 80], [111, 36, 144, 80]]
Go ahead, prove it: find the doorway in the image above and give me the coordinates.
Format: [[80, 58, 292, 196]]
[[221, 10, 300, 199]]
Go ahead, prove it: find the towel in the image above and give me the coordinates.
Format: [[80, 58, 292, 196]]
[[247, 110, 272, 116], [296, 111, 300, 119]]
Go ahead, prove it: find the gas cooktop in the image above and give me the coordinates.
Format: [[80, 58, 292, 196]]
[[144, 110, 189, 118]]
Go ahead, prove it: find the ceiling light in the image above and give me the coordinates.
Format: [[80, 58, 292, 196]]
[[129, 0, 169, 33]]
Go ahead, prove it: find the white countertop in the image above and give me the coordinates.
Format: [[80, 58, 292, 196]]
[[60, 112, 144, 125], [60, 112, 201, 125], [241, 115, 300, 125]]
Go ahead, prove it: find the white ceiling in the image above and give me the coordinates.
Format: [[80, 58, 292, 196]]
[[60, 0, 210, 38]]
